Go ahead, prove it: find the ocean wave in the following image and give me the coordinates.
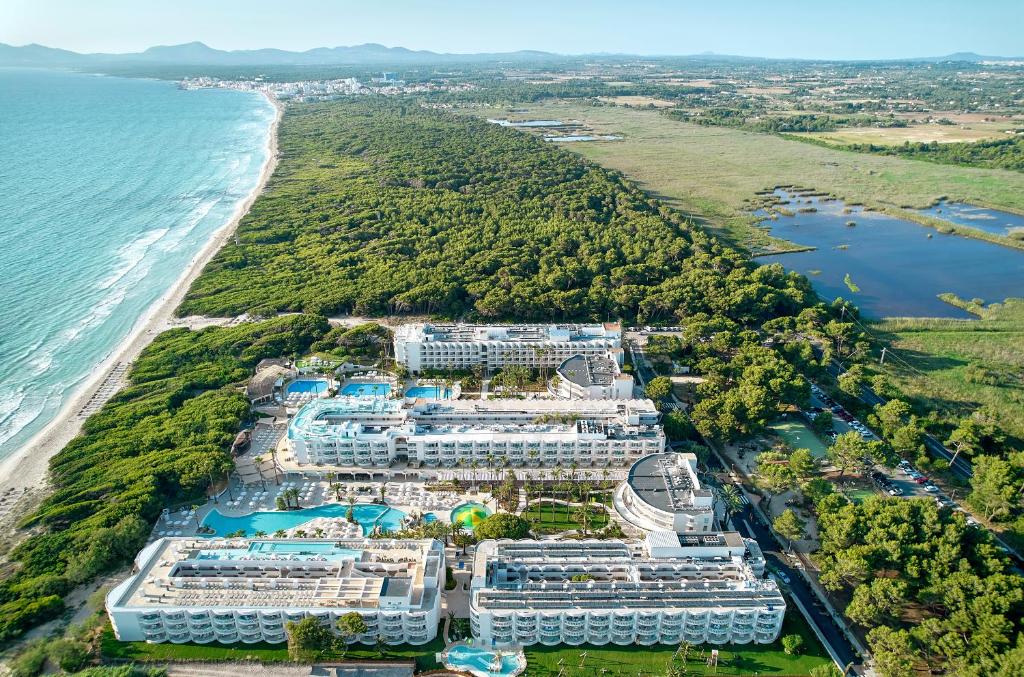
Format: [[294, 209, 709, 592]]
[[0, 389, 45, 449], [96, 227, 170, 291]]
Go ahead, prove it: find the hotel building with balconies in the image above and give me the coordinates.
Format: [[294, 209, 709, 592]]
[[470, 531, 783, 648], [106, 538, 444, 645], [393, 323, 622, 374], [287, 397, 663, 469]]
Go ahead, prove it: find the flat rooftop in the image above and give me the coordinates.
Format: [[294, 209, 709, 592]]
[[472, 538, 783, 613], [557, 354, 618, 387], [627, 452, 713, 513], [396, 323, 620, 344], [110, 538, 442, 612]]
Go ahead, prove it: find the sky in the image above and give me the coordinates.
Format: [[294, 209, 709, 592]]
[[2, 0, 1022, 60]]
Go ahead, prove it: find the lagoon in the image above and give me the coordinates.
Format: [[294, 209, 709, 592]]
[[758, 191, 1024, 318], [916, 200, 1024, 236]]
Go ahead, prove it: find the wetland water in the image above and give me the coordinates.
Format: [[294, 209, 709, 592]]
[[916, 200, 1024, 236], [757, 191, 1024, 318]]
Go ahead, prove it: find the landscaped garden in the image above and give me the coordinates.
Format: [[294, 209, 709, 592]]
[[522, 611, 832, 676], [522, 500, 610, 534], [100, 623, 446, 672]]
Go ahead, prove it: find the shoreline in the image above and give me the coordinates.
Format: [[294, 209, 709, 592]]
[[0, 91, 282, 496]]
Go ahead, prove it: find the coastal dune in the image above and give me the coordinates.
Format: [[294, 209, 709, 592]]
[[0, 94, 283, 499]]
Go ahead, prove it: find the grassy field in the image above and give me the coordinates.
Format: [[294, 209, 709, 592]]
[[470, 103, 1024, 253], [792, 118, 1020, 146], [523, 500, 610, 533], [100, 625, 444, 671], [523, 611, 832, 676], [871, 298, 1024, 441], [771, 420, 830, 459]]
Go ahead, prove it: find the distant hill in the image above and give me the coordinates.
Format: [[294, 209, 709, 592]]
[[0, 41, 562, 67], [1, 42, 1021, 68]]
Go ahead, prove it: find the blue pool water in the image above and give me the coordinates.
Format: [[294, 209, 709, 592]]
[[406, 385, 452, 399], [286, 379, 329, 395], [196, 543, 362, 561], [202, 503, 406, 536], [341, 382, 391, 397], [445, 645, 522, 677], [423, 513, 438, 523]]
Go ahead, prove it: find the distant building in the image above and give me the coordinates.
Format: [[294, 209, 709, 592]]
[[471, 531, 784, 647], [106, 538, 444, 645], [615, 452, 715, 533], [554, 352, 634, 400], [287, 397, 662, 469], [393, 323, 622, 374]]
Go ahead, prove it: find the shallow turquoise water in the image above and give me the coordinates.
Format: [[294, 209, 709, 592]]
[[406, 385, 452, 399], [287, 379, 329, 395], [445, 645, 522, 676], [201, 503, 407, 536], [0, 69, 274, 461], [341, 382, 392, 397]]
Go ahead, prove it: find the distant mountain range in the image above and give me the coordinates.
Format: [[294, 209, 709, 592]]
[[0, 41, 561, 67], [0, 42, 1021, 68]]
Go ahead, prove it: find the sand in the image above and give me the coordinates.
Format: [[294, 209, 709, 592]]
[[0, 92, 283, 498]]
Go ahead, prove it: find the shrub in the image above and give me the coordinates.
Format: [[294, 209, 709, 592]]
[[474, 513, 531, 541]]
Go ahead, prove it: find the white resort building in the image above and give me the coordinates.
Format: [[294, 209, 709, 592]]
[[106, 538, 444, 645], [287, 397, 663, 469], [470, 531, 782, 648], [615, 452, 716, 533], [553, 353, 634, 400], [393, 322, 622, 374]]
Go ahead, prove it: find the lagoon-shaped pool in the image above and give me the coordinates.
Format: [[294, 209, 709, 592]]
[[202, 503, 405, 537], [758, 190, 1024, 318], [444, 644, 525, 677]]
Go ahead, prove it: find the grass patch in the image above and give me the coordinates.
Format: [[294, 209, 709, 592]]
[[771, 419, 830, 459], [99, 624, 445, 671], [523, 611, 831, 676], [871, 299, 1024, 440], [523, 500, 610, 534]]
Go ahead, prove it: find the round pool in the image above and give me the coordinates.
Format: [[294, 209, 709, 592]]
[[450, 502, 491, 530]]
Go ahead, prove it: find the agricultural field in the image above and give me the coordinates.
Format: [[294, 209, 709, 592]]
[[871, 298, 1024, 441], [792, 113, 1022, 146], [471, 102, 1024, 253]]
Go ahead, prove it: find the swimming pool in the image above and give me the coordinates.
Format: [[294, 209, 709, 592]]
[[201, 503, 406, 537], [405, 385, 452, 399], [340, 382, 392, 397], [444, 645, 524, 677], [196, 542, 363, 561], [286, 379, 329, 395], [450, 502, 491, 530]]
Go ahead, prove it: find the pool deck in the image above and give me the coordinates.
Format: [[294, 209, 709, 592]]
[[150, 478, 496, 540]]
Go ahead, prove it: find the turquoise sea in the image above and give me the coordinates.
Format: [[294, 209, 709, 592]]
[[0, 68, 275, 462]]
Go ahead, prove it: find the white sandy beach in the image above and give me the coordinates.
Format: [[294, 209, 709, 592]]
[[0, 93, 283, 498]]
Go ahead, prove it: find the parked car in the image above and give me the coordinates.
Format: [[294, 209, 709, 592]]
[[914, 476, 929, 484], [924, 484, 940, 493]]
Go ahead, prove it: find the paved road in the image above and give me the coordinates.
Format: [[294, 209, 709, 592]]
[[732, 505, 861, 672], [705, 442, 864, 673]]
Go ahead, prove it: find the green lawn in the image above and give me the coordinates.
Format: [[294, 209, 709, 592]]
[[523, 501, 610, 534], [469, 103, 1024, 255], [100, 624, 445, 672], [524, 611, 832, 676], [771, 420, 830, 459], [871, 298, 1024, 441]]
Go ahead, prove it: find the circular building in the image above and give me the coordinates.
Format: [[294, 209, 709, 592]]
[[614, 452, 715, 533]]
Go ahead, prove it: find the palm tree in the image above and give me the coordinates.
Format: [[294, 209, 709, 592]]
[[191, 504, 202, 529], [378, 483, 387, 505], [268, 448, 282, 485], [720, 485, 744, 526], [273, 529, 286, 538], [574, 504, 591, 536], [347, 496, 357, 523], [295, 529, 307, 538], [601, 468, 610, 488], [254, 530, 267, 538], [451, 521, 465, 555], [470, 460, 480, 491], [253, 456, 268, 491], [314, 527, 325, 539]]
